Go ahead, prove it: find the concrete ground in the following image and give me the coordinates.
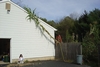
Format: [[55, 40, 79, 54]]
[[0, 61, 9, 67], [0, 61, 9, 64], [0, 60, 90, 67]]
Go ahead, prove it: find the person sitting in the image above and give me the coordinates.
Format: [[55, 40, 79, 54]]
[[18, 54, 24, 64]]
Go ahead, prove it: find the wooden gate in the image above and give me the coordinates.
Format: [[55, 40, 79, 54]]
[[55, 42, 82, 62]]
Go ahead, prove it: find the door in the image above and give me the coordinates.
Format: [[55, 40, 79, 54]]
[[0, 39, 10, 62]]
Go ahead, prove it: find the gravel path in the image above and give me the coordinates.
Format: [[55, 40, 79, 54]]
[[0, 61, 90, 67]]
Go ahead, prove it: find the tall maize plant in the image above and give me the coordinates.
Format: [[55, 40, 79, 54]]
[[24, 7, 57, 42], [24, 7, 65, 61]]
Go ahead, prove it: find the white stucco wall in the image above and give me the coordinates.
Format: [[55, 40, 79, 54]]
[[0, 1, 56, 63]]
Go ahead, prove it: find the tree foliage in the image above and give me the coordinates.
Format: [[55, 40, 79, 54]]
[[78, 9, 100, 64], [56, 16, 75, 42]]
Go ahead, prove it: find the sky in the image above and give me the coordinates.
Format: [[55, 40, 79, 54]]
[[12, 0, 100, 21]]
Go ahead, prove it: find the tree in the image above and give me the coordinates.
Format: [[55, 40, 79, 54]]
[[88, 9, 100, 23], [79, 9, 100, 65], [82, 22, 100, 63], [70, 12, 80, 20], [57, 16, 75, 42], [77, 9, 100, 41]]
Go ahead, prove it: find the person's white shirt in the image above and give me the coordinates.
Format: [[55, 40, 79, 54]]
[[18, 54, 24, 64]]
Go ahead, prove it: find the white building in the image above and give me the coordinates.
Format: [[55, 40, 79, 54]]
[[0, 0, 57, 63]]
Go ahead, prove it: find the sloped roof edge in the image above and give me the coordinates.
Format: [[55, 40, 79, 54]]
[[0, 0, 57, 31], [39, 19, 57, 31]]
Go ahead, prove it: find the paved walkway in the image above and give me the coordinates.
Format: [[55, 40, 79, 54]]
[[0, 61, 9, 67], [28, 61, 90, 67], [0, 61, 90, 67]]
